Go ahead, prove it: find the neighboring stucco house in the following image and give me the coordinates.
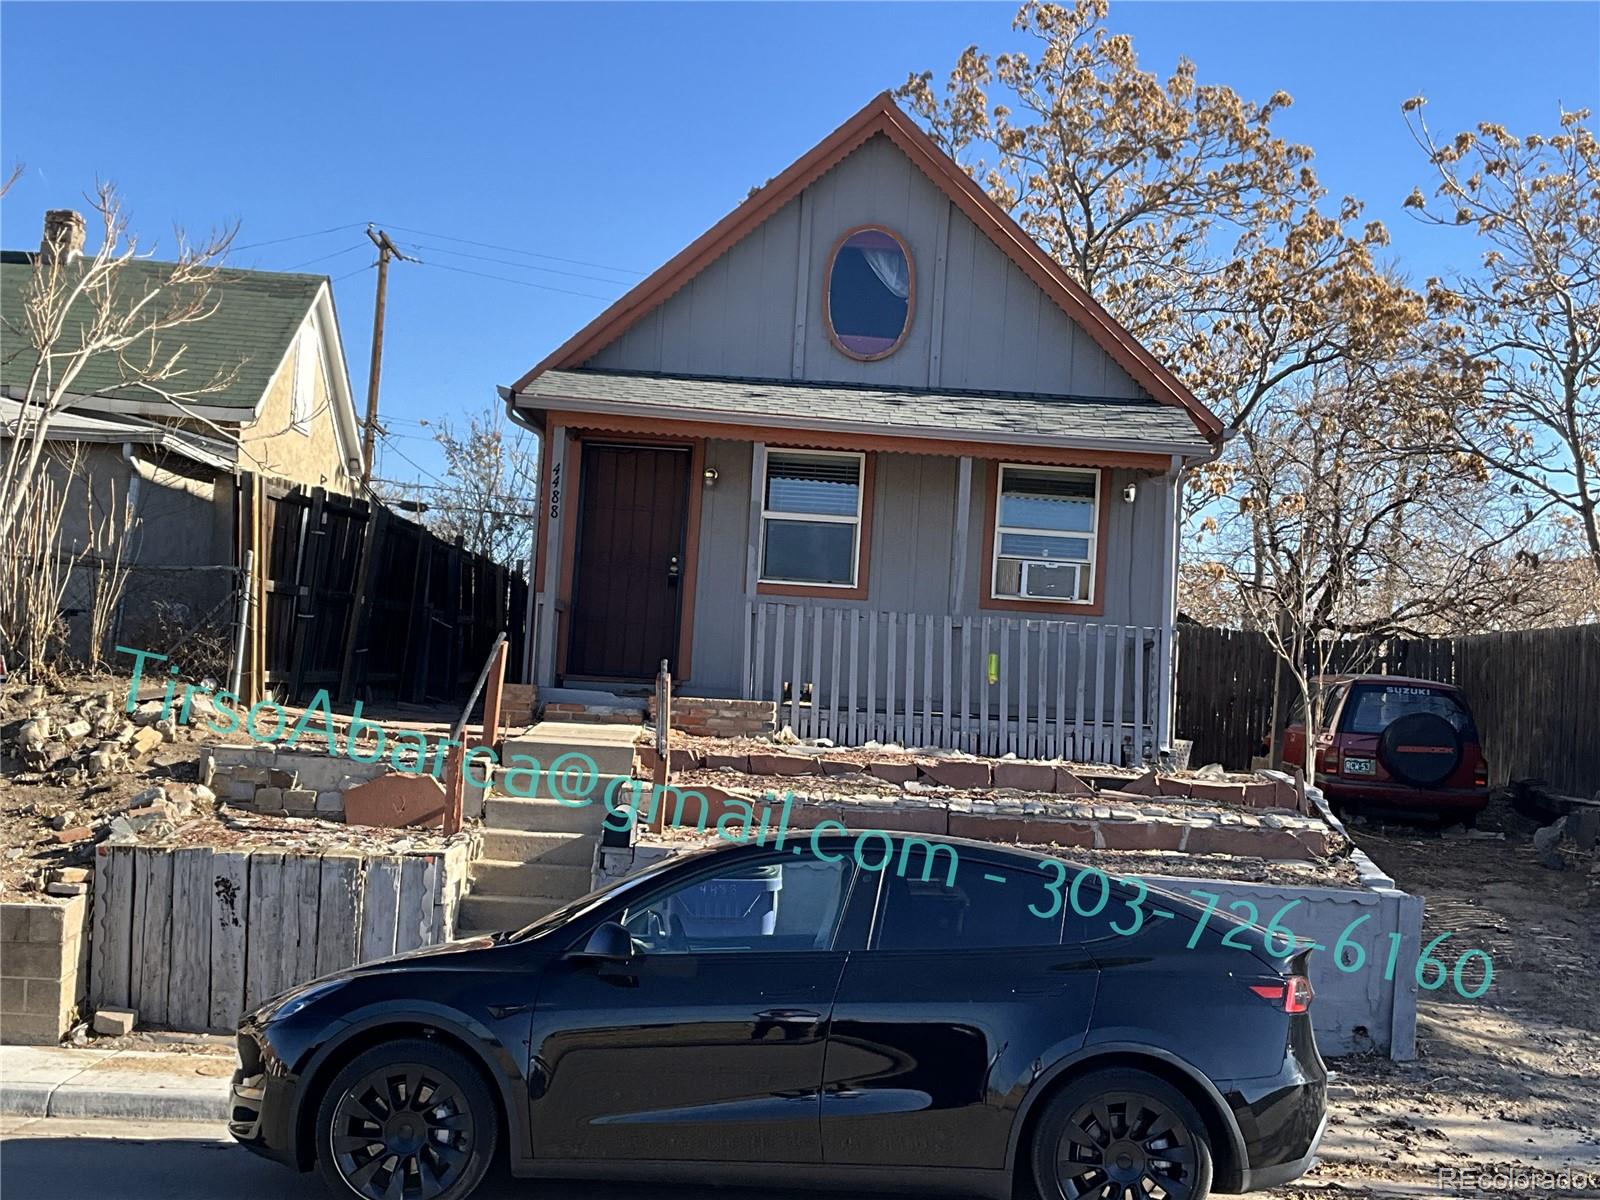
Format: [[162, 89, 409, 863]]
[[1, 209, 365, 650], [504, 94, 1223, 763]]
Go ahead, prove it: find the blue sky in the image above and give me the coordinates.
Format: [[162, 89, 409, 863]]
[[4, 1, 1597, 494]]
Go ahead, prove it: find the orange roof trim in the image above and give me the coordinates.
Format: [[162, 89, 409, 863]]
[[512, 92, 1223, 441]]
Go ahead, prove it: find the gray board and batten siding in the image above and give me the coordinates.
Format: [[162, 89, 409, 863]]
[[584, 133, 1155, 402], [689, 443, 1175, 690]]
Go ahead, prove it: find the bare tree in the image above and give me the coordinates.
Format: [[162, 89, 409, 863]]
[[81, 471, 140, 670], [0, 449, 83, 675], [0, 183, 235, 547], [407, 400, 538, 566], [1402, 100, 1600, 579], [1187, 362, 1549, 780]]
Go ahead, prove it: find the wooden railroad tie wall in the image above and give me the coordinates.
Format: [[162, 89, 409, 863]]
[[91, 844, 466, 1033]]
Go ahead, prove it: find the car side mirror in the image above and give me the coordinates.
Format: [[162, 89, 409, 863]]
[[569, 920, 635, 964]]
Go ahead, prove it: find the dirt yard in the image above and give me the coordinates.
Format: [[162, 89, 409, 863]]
[[1264, 799, 1600, 1198]]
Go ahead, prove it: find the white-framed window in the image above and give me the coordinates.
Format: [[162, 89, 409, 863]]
[[290, 326, 319, 433], [991, 463, 1099, 603], [759, 449, 865, 588]]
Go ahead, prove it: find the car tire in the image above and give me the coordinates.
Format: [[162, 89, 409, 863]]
[[1031, 1067, 1214, 1200], [315, 1038, 498, 1200]]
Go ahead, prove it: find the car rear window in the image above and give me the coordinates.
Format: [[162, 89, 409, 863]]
[[1340, 684, 1477, 738]]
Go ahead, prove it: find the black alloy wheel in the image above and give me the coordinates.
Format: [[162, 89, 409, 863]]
[[316, 1039, 497, 1200], [1033, 1068, 1214, 1200]]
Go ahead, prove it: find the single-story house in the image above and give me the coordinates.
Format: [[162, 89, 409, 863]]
[[503, 94, 1223, 763], [1, 210, 366, 652]]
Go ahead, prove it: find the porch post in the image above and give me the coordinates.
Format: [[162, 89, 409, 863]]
[[1156, 454, 1181, 751], [535, 424, 567, 689], [948, 455, 972, 611], [741, 442, 766, 699]]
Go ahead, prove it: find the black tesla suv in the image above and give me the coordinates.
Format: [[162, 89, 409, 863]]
[[230, 834, 1328, 1200]]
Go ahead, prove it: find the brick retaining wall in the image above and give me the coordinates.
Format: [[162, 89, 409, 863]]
[[647, 697, 777, 739]]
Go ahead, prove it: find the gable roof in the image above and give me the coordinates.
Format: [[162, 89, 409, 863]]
[[0, 251, 324, 413], [512, 92, 1222, 442]]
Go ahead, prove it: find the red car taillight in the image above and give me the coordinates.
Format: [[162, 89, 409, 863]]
[[1249, 975, 1314, 1013], [1474, 763, 1488, 787]]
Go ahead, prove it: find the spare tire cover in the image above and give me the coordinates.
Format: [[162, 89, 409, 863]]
[[1379, 712, 1462, 787]]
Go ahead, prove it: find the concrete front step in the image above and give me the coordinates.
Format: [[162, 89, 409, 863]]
[[456, 892, 568, 934], [487, 768, 636, 803], [479, 829, 597, 866], [469, 858, 593, 900], [482, 795, 614, 834], [501, 720, 640, 778]]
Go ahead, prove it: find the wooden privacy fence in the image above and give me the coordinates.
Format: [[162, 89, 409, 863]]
[[1176, 620, 1600, 797], [243, 476, 528, 707], [91, 843, 468, 1033], [744, 600, 1168, 763]]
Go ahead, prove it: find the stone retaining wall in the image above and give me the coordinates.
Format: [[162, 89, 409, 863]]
[[636, 747, 1310, 816], [200, 744, 393, 820], [0, 895, 90, 1045], [629, 780, 1336, 861]]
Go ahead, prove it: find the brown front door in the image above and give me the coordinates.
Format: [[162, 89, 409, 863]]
[[565, 442, 691, 680]]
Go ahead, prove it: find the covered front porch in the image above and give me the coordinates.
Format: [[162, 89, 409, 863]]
[[743, 599, 1169, 764], [524, 400, 1190, 764]]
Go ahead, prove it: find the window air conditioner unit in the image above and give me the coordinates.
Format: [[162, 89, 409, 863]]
[[1020, 559, 1081, 600]]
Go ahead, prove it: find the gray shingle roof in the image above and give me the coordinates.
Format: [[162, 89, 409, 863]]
[[521, 369, 1211, 451], [0, 251, 323, 412]]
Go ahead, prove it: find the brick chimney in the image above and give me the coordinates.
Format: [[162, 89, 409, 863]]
[[40, 209, 86, 263]]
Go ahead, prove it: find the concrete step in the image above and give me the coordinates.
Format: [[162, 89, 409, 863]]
[[482, 795, 613, 834], [478, 829, 597, 866], [469, 859, 593, 900], [456, 892, 567, 935], [502, 721, 640, 778], [488, 768, 636, 803]]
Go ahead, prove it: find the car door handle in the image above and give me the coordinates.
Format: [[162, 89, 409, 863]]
[[755, 1008, 821, 1024]]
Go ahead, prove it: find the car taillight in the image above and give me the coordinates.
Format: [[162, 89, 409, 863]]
[[1474, 763, 1488, 787], [1249, 975, 1314, 1013]]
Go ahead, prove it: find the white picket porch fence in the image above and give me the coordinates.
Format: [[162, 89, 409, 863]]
[[742, 600, 1171, 764]]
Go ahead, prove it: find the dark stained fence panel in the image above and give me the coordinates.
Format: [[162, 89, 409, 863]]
[[254, 484, 527, 706], [1177, 620, 1599, 797]]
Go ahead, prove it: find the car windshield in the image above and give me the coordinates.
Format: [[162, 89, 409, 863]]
[[1340, 684, 1477, 738]]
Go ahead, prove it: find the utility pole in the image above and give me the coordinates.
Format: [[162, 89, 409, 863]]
[[360, 226, 413, 488]]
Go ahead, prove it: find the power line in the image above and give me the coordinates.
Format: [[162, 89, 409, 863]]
[[378, 221, 645, 277], [371, 475, 537, 500], [375, 428, 451, 489], [413, 258, 622, 302], [285, 243, 370, 271], [404, 241, 642, 287], [230, 222, 367, 253]]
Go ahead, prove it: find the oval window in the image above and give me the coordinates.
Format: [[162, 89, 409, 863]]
[[826, 226, 912, 360]]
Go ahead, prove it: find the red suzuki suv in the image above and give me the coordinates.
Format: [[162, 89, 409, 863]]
[[1281, 675, 1490, 824]]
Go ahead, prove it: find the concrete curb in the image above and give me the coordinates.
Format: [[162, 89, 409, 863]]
[[0, 1045, 231, 1122]]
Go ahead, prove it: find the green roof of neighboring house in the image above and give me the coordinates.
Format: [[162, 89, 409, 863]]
[[0, 250, 326, 414]]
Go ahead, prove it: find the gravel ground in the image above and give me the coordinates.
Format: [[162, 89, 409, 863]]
[[1262, 799, 1600, 1198]]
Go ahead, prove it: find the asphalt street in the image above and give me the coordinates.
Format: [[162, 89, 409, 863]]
[[0, 1116, 869, 1200]]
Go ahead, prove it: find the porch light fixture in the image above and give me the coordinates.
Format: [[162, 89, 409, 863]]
[[702, 467, 719, 487], [1122, 482, 1137, 504]]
